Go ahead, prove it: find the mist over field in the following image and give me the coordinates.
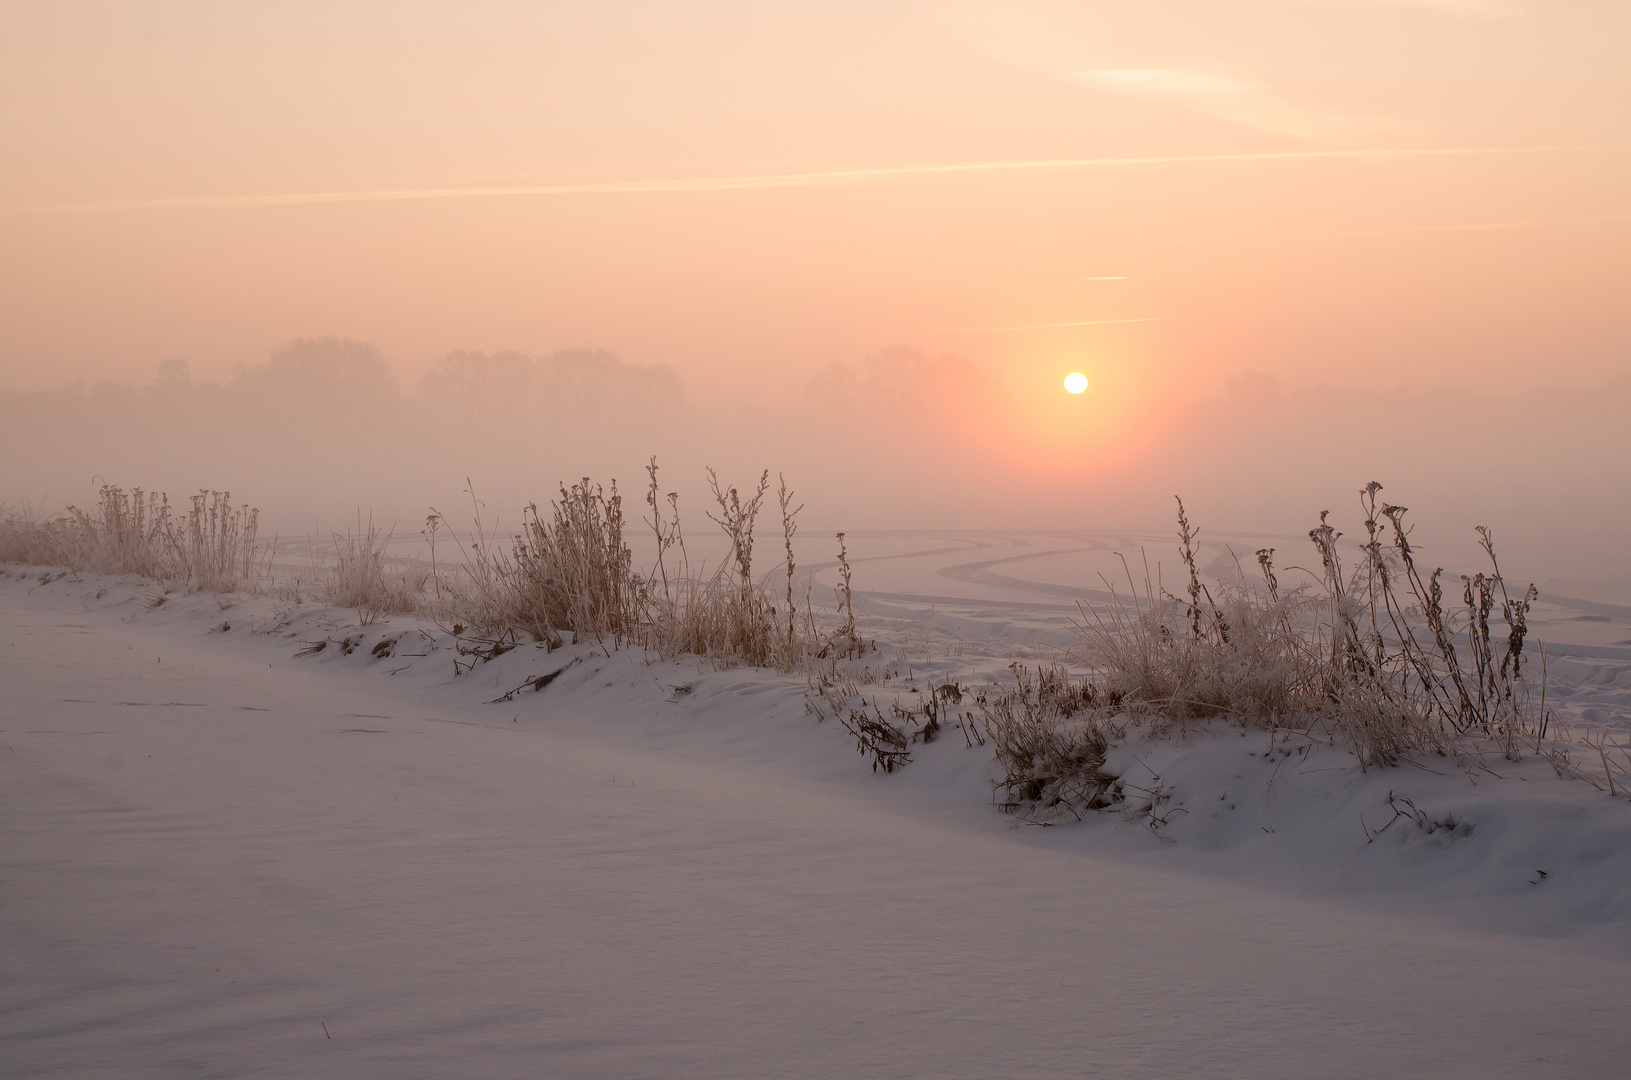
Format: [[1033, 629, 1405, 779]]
[[5, 2, 1627, 603], [4, 335, 1627, 601], [7, 6, 1631, 1077]]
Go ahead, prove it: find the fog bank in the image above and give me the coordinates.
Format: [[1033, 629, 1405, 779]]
[[4, 336, 1627, 603]]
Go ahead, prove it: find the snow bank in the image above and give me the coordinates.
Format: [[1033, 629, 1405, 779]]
[[3, 567, 1629, 1078]]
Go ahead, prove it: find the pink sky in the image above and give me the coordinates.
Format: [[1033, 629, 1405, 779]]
[[2, 2, 1627, 592]]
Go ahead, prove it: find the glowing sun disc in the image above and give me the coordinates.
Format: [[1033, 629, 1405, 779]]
[[1064, 371, 1089, 394]]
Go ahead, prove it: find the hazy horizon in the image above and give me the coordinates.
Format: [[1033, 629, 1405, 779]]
[[3, 2, 1627, 596]]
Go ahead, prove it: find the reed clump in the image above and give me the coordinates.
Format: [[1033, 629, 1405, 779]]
[[427, 460, 847, 670], [0, 485, 265, 592], [434, 478, 644, 649], [973, 482, 1564, 821], [3, 462, 856, 671], [631, 464, 820, 669], [172, 490, 265, 591], [323, 519, 430, 620], [1073, 483, 1554, 769]]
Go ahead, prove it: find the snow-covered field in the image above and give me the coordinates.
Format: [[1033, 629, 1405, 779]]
[[5, 531, 1631, 1078]]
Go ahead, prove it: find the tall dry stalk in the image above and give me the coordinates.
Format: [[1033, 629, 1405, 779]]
[[832, 531, 861, 658], [778, 474, 802, 645], [704, 468, 775, 661], [175, 490, 262, 591], [645, 456, 683, 603]]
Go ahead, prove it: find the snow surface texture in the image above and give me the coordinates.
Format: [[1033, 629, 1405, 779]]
[[4, 532, 1631, 1078]]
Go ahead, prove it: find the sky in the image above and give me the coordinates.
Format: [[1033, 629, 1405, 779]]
[[1, 1, 1627, 595]]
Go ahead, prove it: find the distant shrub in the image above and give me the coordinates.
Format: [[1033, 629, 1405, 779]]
[[422, 348, 683, 422]]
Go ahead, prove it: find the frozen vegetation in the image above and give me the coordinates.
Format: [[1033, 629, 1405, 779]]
[[4, 472, 1631, 1077]]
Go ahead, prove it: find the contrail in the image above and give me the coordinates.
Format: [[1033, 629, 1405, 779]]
[[0, 145, 1582, 216], [1331, 212, 1631, 237], [936, 317, 1164, 333]]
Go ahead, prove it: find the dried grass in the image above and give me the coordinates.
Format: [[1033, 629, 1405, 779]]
[[970, 483, 1578, 820], [0, 485, 265, 592], [1072, 484, 1556, 771], [323, 518, 429, 620], [637, 464, 823, 669], [12, 472, 1606, 817], [428, 478, 642, 650], [417, 461, 842, 670], [2, 461, 862, 675], [975, 664, 1121, 818]]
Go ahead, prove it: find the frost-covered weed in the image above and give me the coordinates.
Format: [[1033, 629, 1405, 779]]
[[0, 486, 264, 592], [975, 664, 1122, 819], [323, 520, 428, 620], [425, 460, 850, 670], [1075, 485, 1557, 771]]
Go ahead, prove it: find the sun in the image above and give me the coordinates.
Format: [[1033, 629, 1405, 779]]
[[1063, 371, 1089, 394]]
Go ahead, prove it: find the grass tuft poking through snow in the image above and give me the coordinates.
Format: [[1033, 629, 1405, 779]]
[[8, 472, 1624, 809], [965, 481, 1585, 820], [0, 485, 264, 592], [975, 663, 1123, 818], [1074, 484, 1556, 767], [0, 461, 868, 672], [846, 481, 1601, 823], [416, 459, 859, 670], [323, 518, 430, 621], [441, 477, 645, 649]]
